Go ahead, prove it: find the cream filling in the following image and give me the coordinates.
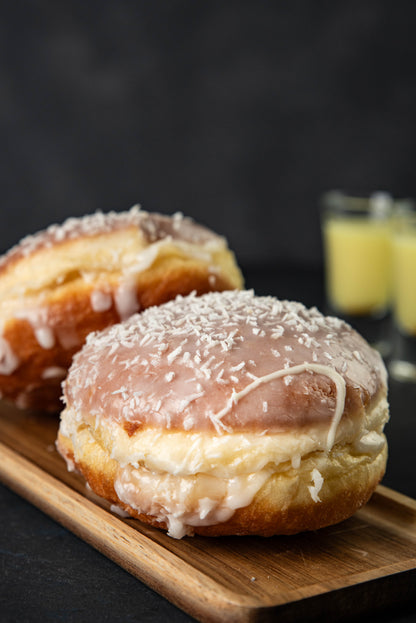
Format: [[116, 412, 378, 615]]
[[0, 234, 238, 351], [60, 396, 388, 538], [112, 427, 386, 539], [0, 231, 229, 300], [123, 238, 220, 275], [60, 396, 388, 479]]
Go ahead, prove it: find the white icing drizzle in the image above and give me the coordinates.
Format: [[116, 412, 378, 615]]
[[14, 308, 55, 349], [64, 290, 384, 444], [0, 336, 19, 375], [210, 363, 346, 450], [42, 366, 67, 379], [90, 290, 113, 312], [114, 280, 140, 320], [114, 465, 271, 539], [34, 326, 55, 350], [308, 468, 324, 503]]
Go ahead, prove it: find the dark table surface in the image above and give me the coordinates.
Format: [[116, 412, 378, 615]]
[[1, 266, 415, 623]]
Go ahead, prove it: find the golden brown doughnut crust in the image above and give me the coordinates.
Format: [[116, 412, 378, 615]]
[[0, 208, 243, 411], [57, 290, 389, 538]]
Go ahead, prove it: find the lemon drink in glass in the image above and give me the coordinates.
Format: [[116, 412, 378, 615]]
[[321, 191, 395, 355]]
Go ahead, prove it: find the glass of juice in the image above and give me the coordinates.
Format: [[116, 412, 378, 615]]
[[390, 205, 416, 381], [320, 190, 395, 354]]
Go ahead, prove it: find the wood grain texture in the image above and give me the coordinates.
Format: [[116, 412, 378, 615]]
[[0, 402, 415, 623]]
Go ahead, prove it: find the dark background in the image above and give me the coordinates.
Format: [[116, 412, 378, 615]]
[[1, 0, 416, 269], [1, 5, 416, 619]]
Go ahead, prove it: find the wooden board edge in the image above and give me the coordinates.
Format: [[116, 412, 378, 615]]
[[0, 441, 264, 623], [376, 484, 416, 510], [1, 438, 416, 623], [357, 484, 416, 540]]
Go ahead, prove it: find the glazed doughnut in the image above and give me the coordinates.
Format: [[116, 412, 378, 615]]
[[57, 290, 389, 538], [0, 207, 243, 411]]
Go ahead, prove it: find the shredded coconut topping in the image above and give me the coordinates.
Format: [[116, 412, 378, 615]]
[[64, 290, 386, 440], [0, 205, 224, 271]]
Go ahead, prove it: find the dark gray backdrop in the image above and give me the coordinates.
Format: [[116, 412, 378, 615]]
[[1, 0, 415, 268]]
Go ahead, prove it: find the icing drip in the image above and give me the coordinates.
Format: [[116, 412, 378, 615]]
[[114, 465, 271, 539], [308, 468, 324, 503], [114, 280, 140, 320], [0, 336, 19, 375], [42, 366, 67, 379], [64, 290, 385, 437], [34, 327, 55, 350], [210, 363, 346, 451], [90, 290, 112, 313], [14, 308, 55, 349]]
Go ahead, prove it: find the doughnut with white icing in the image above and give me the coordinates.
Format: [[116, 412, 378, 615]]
[[0, 207, 243, 411], [57, 290, 389, 538]]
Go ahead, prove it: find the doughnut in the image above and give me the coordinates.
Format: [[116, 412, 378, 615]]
[[57, 290, 389, 538], [0, 207, 243, 411]]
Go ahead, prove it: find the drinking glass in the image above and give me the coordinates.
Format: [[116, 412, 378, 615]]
[[390, 205, 416, 381], [320, 190, 395, 354]]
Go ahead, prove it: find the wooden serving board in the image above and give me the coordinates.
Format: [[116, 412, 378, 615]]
[[0, 403, 415, 623]]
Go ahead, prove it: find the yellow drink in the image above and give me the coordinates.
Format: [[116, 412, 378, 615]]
[[393, 232, 416, 335], [323, 218, 391, 315]]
